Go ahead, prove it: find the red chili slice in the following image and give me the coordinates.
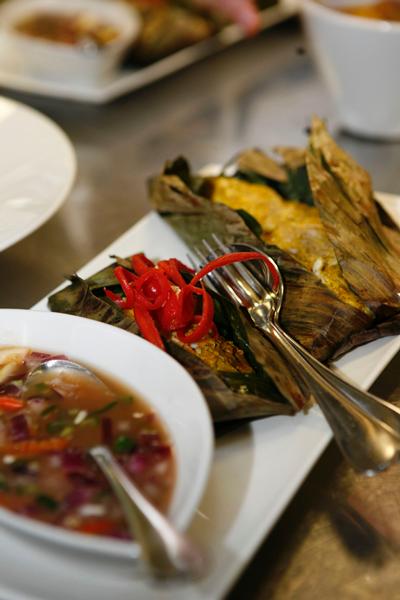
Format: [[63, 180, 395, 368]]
[[105, 250, 276, 350], [113, 266, 136, 308], [191, 251, 280, 290], [177, 286, 214, 344], [134, 270, 170, 311], [157, 259, 188, 288], [0, 397, 24, 411], [134, 303, 165, 350], [131, 253, 155, 275]]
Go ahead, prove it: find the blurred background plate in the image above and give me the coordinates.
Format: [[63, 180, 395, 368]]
[[0, 0, 298, 104], [0, 96, 76, 253]]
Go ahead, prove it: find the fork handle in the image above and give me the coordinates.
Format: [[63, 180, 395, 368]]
[[254, 316, 400, 473]]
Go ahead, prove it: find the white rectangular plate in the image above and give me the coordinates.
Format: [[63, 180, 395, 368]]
[[0, 193, 399, 600], [0, 0, 297, 104]]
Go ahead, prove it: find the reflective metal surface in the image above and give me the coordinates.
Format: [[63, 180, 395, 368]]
[[1, 18, 400, 599]]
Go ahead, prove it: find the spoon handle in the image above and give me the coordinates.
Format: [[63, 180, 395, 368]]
[[89, 446, 206, 578], [252, 315, 400, 473]]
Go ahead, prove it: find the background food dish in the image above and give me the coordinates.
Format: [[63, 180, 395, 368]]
[[0, 0, 298, 102], [0, 0, 141, 82], [0, 96, 75, 253]]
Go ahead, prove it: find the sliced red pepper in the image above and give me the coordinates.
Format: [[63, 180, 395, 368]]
[[114, 266, 136, 308], [191, 251, 280, 290], [134, 270, 170, 311], [76, 518, 116, 536], [134, 303, 165, 350], [104, 288, 127, 308], [177, 286, 214, 344], [105, 250, 277, 350], [131, 253, 155, 275], [157, 259, 187, 288], [0, 397, 24, 411], [156, 286, 195, 333]]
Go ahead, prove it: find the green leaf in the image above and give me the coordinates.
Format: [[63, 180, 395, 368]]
[[88, 401, 118, 418], [36, 494, 59, 511], [113, 435, 136, 454], [48, 276, 138, 335], [41, 405, 57, 417]]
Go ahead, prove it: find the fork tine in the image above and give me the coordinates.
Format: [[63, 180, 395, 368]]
[[211, 234, 267, 299], [188, 250, 219, 294], [192, 245, 243, 306], [198, 240, 252, 305]]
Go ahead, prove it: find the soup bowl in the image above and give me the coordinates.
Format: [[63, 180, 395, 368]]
[[0, 0, 140, 83], [302, 0, 400, 139], [0, 309, 213, 558]]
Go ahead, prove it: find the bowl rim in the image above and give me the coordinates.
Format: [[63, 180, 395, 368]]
[[0, 308, 214, 559], [302, 0, 400, 33], [0, 0, 141, 55]]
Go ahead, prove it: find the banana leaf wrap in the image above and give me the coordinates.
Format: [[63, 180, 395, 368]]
[[207, 119, 400, 356], [148, 163, 371, 363]]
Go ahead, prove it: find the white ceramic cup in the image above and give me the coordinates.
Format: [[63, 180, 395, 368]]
[[302, 0, 400, 139]]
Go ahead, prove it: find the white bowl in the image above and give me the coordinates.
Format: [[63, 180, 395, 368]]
[[0, 309, 213, 559], [302, 0, 400, 139], [0, 0, 140, 83]]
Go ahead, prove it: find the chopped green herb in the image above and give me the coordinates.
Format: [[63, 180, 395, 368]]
[[89, 401, 118, 418], [67, 408, 79, 416], [24, 483, 40, 496], [36, 494, 59, 511], [34, 383, 50, 394], [46, 420, 69, 434], [79, 417, 98, 428], [0, 477, 9, 491], [41, 405, 57, 417], [61, 426, 74, 437], [118, 395, 134, 405], [113, 435, 136, 454]]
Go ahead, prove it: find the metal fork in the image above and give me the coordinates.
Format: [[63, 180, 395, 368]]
[[193, 236, 400, 475]]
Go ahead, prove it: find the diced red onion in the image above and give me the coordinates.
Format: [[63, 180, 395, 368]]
[[101, 418, 113, 445], [0, 384, 21, 397], [137, 432, 160, 448], [9, 414, 30, 442], [64, 486, 96, 509]]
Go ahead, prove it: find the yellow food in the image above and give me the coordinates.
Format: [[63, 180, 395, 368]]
[[178, 335, 253, 374], [210, 176, 367, 312]]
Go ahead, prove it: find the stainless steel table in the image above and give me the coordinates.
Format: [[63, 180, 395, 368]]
[[1, 18, 400, 599]]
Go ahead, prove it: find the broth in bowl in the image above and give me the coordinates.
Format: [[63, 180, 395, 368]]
[[0, 347, 174, 539], [14, 11, 121, 49], [335, 0, 400, 20]]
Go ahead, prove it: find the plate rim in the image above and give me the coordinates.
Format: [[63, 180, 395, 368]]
[[0, 96, 76, 252]]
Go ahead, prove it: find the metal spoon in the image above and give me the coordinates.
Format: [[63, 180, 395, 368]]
[[24, 359, 206, 578]]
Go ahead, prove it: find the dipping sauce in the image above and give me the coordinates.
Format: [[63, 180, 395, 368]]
[[336, 1, 400, 21], [0, 347, 174, 539], [14, 12, 120, 48]]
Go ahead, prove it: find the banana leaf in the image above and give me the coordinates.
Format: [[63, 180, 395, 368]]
[[307, 118, 400, 319]]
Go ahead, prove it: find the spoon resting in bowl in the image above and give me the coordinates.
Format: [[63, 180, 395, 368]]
[[23, 359, 206, 579]]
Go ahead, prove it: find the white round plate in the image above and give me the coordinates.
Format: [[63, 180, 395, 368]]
[[0, 309, 213, 559], [0, 96, 76, 252]]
